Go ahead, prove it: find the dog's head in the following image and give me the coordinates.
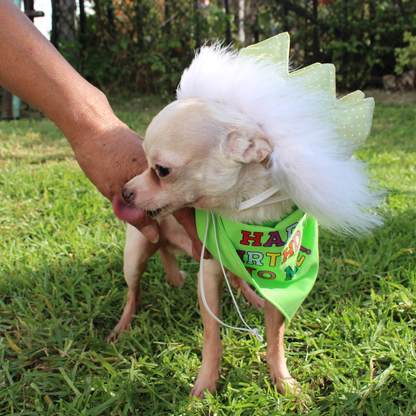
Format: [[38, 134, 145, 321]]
[[121, 97, 274, 219]]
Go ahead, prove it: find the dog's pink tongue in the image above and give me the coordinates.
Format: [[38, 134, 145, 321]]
[[112, 194, 147, 224]]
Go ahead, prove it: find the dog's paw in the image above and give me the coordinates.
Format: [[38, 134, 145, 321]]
[[272, 376, 302, 396], [167, 270, 186, 288], [106, 322, 131, 343], [276, 378, 312, 408], [190, 379, 217, 399], [106, 332, 118, 343], [106, 329, 128, 343], [177, 270, 186, 287], [243, 290, 265, 310], [190, 365, 221, 399], [228, 272, 265, 309]]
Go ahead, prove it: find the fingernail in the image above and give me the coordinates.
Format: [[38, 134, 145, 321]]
[[141, 225, 159, 244]]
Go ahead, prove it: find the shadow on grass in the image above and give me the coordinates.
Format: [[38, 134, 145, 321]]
[[0, 251, 204, 414], [302, 207, 416, 321]]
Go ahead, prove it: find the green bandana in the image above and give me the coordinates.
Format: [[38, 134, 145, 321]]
[[196, 209, 319, 323]]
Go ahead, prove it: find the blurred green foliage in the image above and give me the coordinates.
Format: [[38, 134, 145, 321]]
[[60, 0, 416, 93], [395, 31, 416, 75], [317, 0, 416, 89]]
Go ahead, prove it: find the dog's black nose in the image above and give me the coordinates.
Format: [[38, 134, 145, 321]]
[[121, 187, 134, 203]]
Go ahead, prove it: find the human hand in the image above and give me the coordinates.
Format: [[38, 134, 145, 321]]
[[172, 208, 210, 261], [66, 116, 160, 244]]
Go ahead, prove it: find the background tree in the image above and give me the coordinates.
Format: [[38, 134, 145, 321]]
[[51, 0, 77, 57], [57, 0, 416, 93]]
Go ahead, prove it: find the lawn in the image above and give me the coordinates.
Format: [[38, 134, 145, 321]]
[[0, 92, 415, 415]]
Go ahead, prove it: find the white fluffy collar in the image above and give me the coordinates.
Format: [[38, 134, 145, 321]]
[[177, 33, 381, 235]]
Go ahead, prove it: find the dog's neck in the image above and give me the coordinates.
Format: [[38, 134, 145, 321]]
[[211, 163, 295, 225]]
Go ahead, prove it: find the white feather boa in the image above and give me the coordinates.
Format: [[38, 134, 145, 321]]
[[177, 33, 381, 234]]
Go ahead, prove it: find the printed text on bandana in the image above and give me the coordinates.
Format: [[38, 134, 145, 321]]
[[236, 221, 312, 281]]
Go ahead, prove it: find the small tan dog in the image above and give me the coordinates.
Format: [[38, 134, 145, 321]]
[[110, 35, 379, 398], [110, 97, 301, 397]]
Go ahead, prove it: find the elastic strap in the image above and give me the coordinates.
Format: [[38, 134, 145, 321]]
[[199, 211, 263, 342], [237, 185, 289, 211]]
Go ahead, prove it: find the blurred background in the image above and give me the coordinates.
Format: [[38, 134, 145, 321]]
[[20, 1, 416, 93]]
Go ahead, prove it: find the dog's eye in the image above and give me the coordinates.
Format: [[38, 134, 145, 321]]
[[155, 164, 171, 178]]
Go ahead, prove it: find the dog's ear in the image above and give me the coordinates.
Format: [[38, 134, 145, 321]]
[[223, 123, 272, 164]]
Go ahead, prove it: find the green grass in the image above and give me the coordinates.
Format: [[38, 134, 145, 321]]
[[0, 92, 415, 415]]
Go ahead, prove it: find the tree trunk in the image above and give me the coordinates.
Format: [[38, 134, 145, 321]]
[[224, 0, 231, 44], [134, 1, 144, 51], [79, 0, 86, 44], [165, 0, 171, 35], [58, 0, 76, 43], [195, 0, 201, 48], [312, 0, 319, 61], [245, 0, 260, 45], [51, 0, 76, 49], [238, 0, 245, 46], [281, 3, 288, 32]]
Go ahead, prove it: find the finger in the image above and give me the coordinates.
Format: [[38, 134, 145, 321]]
[[172, 207, 211, 262], [139, 223, 160, 244]]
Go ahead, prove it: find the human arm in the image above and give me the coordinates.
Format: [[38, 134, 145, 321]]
[[0, 0, 143, 201], [0, 0, 207, 260]]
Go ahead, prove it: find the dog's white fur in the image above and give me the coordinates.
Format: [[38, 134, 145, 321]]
[[178, 44, 381, 235], [110, 43, 380, 398], [110, 97, 303, 397]]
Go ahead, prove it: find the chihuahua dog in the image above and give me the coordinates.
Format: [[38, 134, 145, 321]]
[[110, 34, 379, 398], [110, 97, 308, 397]]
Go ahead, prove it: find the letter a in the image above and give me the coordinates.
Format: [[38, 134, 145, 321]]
[[264, 231, 284, 247]]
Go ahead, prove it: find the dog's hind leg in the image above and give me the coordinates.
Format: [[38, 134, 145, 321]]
[[191, 258, 223, 399], [264, 299, 301, 395], [107, 224, 160, 342], [228, 271, 265, 310], [158, 247, 185, 288]]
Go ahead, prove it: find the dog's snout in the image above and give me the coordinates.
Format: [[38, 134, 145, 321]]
[[121, 187, 134, 203]]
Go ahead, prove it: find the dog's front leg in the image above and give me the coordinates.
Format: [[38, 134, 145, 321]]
[[191, 259, 224, 399], [265, 300, 301, 395], [107, 224, 160, 342]]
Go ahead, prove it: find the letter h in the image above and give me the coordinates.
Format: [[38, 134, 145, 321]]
[[240, 231, 263, 246]]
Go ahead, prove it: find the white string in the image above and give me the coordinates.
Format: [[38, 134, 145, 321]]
[[199, 210, 263, 342], [236, 185, 289, 212]]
